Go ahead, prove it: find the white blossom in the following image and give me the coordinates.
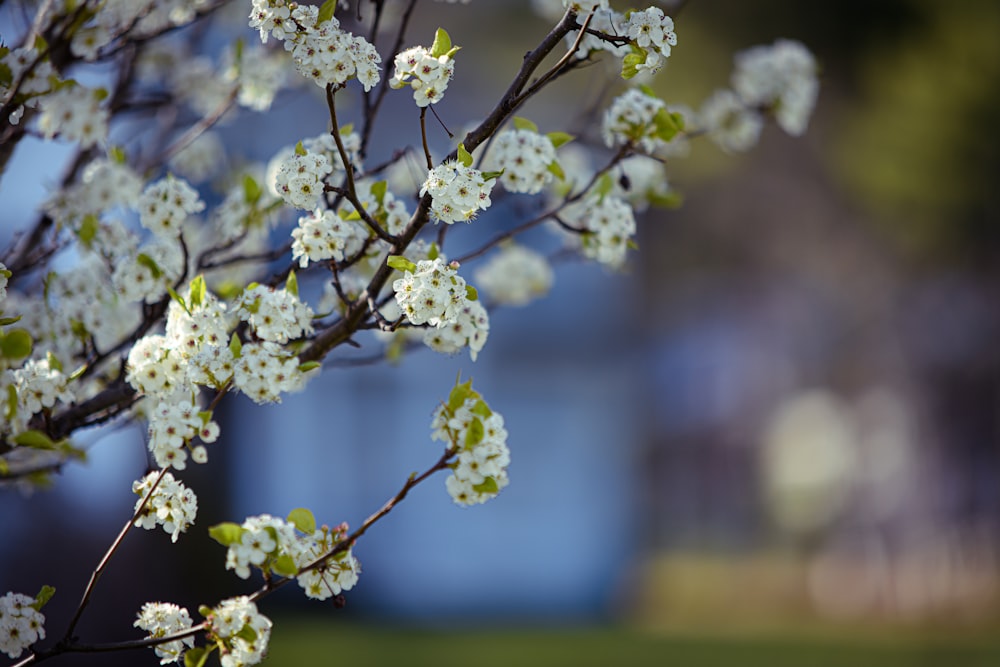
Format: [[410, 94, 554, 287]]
[[134, 602, 194, 665], [0, 592, 45, 659]]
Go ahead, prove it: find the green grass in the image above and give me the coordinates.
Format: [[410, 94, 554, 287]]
[[265, 618, 1000, 667]]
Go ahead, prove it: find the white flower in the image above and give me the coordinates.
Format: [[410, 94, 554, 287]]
[[732, 39, 819, 136], [392, 258, 469, 328], [622, 7, 677, 60], [432, 389, 510, 506], [0, 592, 46, 659], [36, 85, 109, 148], [559, 194, 637, 269], [422, 299, 490, 361], [273, 150, 332, 210], [699, 88, 764, 153], [602, 87, 669, 153], [210, 597, 271, 667], [135, 602, 194, 665], [389, 42, 456, 107], [138, 175, 205, 238], [237, 283, 314, 344], [483, 129, 558, 195], [133, 471, 198, 543], [474, 244, 553, 306], [291, 208, 366, 268], [420, 161, 494, 224]]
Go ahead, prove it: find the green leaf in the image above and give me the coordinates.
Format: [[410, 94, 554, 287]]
[[464, 417, 484, 447], [471, 399, 492, 418], [371, 180, 387, 206], [339, 122, 354, 135], [0, 316, 22, 326], [621, 52, 645, 80], [387, 255, 417, 273], [46, 350, 63, 373], [12, 430, 58, 450], [430, 28, 453, 59], [272, 554, 298, 577], [465, 284, 478, 302], [184, 647, 210, 667], [198, 411, 213, 425], [92, 87, 109, 102], [593, 173, 614, 201], [547, 161, 565, 181], [229, 332, 242, 359], [653, 107, 681, 142], [481, 169, 504, 181], [546, 131, 574, 148], [243, 174, 262, 205], [78, 214, 98, 248], [109, 146, 126, 164], [427, 243, 440, 261], [235, 624, 258, 643], [669, 111, 686, 133], [0, 328, 32, 360], [457, 143, 473, 168], [648, 189, 683, 209], [287, 507, 317, 534], [447, 378, 475, 412], [294, 141, 307, 157], [638, 83, 658, 98], [286, 270, 299, 297], [512, 116, 538, 133], [0, 458, 7, 476], [298, 361, 321, 373], [198, 605, 214, 619], [473, 476, 499, 494], [208, 522, 245, 546], [67, 363, 88, 382], [136, 253, 163, 279], [32, 585, 55, 610], [317, 0, 338, 25], [166, 285, 189, 314], [189, 275, 206, 308], [5, 385, 16, 420]]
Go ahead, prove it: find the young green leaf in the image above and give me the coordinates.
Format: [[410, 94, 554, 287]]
[[457, 143, 474, 168], [208, 522, 245, 546], [286, 270, 299, 297], [430, 28, 453, 59], [546, 131, 575, 148], [32, 585, 55, 611], [287, 507, 317, 534], [512, 116, 539, 133], [189, 275, 206, 308], [387, 255, 417, 273]]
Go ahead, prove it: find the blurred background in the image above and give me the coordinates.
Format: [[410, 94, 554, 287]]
[[2, 0, 999, 664]]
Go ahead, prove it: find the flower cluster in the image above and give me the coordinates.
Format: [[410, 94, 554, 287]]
[[273, 148, 332, 210], [422, 300, 490, 362], [602, 87, 672, 153], [284, 5, 381, 91], [391, 258, 467, 327], [432, 381, 510, 506], [112, 239, 186, 304], [232, 342, 307, 404], [420, 160, 494, 224], [209, 597, 272, 667], [42, 158, 143, 231], [0, 592, 45, 659], [621, 7, 677, 76], [699, 88, 764, 153], [237, 283, 314, 344], [483, 128, 558, 195], [699, 39, 818, 152], [389, 30, 458, 107], [474, 244, 554, 306], [134, 602, 194, 665], [562, 194, 637, 269], [36, 84, 109, 148], [291, 208, 366, 268], [215, 513, 360, 601], [4, 358, 74, 436], [1, 46, 56, 124], [145, 398, 220, 469], [732, 39, 819, 136], [138, 175, 205, 238], [133, 470, 199, 542]]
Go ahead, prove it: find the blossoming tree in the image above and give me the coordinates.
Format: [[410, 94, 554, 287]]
[[0, 0, 819, 664]]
